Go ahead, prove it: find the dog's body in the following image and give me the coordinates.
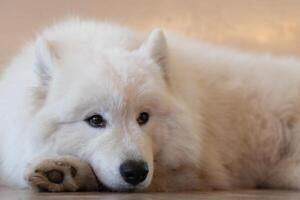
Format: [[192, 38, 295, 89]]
[[1, 19, 300, 192]]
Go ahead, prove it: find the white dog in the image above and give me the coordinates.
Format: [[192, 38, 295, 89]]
[[1, 19, 300, 192]]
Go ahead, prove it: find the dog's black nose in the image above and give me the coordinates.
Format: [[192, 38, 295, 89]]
[[120, 160, 149, 186]]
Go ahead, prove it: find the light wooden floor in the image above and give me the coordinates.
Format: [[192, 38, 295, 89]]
[[1, 187, 300, 200]]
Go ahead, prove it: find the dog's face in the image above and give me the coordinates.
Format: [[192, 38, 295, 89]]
[[31, 29, 178, 191]]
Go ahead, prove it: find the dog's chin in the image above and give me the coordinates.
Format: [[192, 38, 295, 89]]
[[94, 175, 147, 192], [107, 186, 147, 193], [100, 182, 148, 193]]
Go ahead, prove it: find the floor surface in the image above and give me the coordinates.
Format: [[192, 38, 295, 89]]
[[2, 187, 300, 200]]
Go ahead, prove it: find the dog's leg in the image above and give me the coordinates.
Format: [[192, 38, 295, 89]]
[[25, 155, 99, 192]]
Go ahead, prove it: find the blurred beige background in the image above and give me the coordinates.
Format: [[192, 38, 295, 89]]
[[1, 0, 300, 65]]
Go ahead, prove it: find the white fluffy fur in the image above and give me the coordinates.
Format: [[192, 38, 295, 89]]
[[1, 19, 300, 191]]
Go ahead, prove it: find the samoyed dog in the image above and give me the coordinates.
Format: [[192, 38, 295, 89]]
[[1, 19, 300, 192]]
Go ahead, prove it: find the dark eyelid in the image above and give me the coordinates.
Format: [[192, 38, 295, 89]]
[[85, 114, 107, 128]]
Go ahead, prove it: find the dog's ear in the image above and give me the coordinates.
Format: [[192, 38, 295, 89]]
[[140, 28, 167, 68], [35, 37, 59, 86]]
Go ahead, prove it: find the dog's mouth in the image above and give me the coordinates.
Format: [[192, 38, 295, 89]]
[[90, 168, 148, 193], [90, 167, 111, 192], [90, 167, 142, 193]]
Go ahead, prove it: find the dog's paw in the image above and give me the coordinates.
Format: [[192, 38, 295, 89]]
[[25, 156, 99, 192]]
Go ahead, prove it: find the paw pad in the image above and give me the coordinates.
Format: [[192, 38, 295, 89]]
[[70, 166, 77, 177], [26, 156, 100, 192], [46, 170, 64, 184]]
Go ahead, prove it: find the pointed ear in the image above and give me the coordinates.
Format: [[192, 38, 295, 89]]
[[35, 37, 58, 86], [140, 28, 167, 68]]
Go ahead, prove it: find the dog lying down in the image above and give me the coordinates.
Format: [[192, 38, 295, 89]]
[[1, 19, 300, 192]]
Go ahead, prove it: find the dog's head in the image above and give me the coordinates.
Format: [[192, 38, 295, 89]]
[[30, 22, 200, 191]]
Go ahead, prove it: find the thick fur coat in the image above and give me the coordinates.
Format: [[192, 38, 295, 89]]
[[0, 19, 300, 192]]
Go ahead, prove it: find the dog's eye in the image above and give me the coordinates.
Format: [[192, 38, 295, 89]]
[[85, 114, 107, 128], [137, 112, 150, 126]]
